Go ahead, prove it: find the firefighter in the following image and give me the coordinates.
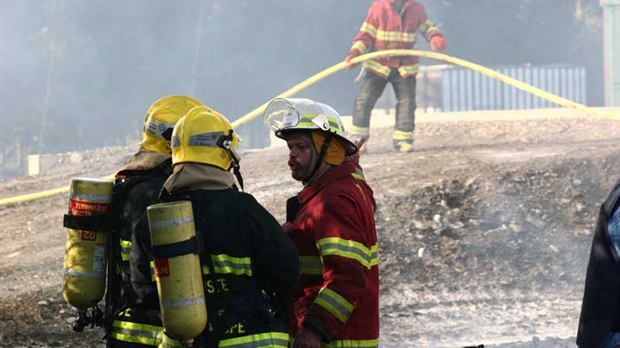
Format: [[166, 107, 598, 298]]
[[577, 178, 620, 348], [344, 0, 447, 153], [263, 98, 379, 348], [130, 106, 300, 347], [105, 95, 205, 347]]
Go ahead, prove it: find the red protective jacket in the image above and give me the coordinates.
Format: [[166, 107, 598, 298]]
[[283, 161, 379, 347], [348, 0, 442, 78]]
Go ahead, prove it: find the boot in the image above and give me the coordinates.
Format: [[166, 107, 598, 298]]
[[392, 140, 414, 153]]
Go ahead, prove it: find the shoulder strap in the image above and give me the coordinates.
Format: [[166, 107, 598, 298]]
[[103, 170, 162, 335]]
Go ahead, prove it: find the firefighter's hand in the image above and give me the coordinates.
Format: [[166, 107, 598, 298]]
[[430, 36, 446, 52], [293, 327, 322, 348], [347, 137, 366, 165], [344, 55, 358, 69]]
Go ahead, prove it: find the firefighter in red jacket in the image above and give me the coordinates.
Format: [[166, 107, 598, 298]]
[[345, 0, 446, 153], [263, 98, 379, 348]]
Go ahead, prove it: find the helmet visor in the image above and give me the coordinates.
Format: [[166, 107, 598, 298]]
[[263, 98, 335, 135], [263, 98, 302, 133]]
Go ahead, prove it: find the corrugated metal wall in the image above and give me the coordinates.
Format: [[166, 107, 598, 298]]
[[416, 64, 587, 112]]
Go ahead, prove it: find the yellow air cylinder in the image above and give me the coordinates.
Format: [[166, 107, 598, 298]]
[[147, 201, 207, 341], [62, 177, 113, 313]]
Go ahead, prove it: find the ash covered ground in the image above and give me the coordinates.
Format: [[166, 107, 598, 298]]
[[1, 109, 619, 348]]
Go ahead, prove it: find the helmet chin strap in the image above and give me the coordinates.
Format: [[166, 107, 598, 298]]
[[219, 130, 244, 191], [304, 132, 333, 183], [232, 164, 244, 192]]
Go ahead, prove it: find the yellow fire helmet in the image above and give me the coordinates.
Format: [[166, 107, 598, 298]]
[[140, 95, 206, 155], [171, 106, 241, 170], [263, 97, 357, 155]]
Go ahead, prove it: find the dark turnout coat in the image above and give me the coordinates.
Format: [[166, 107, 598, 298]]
[[577, 178, 620, 348], [131, 187, 300, 347]]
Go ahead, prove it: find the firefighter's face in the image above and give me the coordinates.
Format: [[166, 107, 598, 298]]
[[286, 133, 317, 182]]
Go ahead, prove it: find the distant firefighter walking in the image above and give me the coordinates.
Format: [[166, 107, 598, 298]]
[[345, 0, 446, 153]]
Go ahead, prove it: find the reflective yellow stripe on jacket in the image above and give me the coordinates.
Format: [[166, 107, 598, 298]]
[[300, 255, 322, 275], [219, 332, 290, 348], [120, 239, 132, 262], [110, 319, 163, 346], [360, 22, 377, 37], [351, 168, 365, 182], [397, 64, 420, 77], [418, 19, 439, 37], [375, 29, 416, 43], [317, 237, 378, 269], [149, 260, 156, 281], [158, 332, 190, 348], [351, 41, 367, 55], [364, 60, 419, 78], [202, 254, 252, 276], [315, 287, 354, 323]]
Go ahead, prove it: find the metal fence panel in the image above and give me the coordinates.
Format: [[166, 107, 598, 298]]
[[415, 64, 587, 112]]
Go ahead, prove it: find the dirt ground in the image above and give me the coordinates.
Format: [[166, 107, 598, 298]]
[[0, 108, 619, 348]]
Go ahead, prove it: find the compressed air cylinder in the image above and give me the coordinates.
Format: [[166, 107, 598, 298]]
[[147, 201, 207, 341], [62, 177, 113, 312]]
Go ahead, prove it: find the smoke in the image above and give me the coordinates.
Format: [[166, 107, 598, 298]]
[[0, 0, 606, 179]]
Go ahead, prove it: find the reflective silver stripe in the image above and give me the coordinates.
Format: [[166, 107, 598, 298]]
[[317, 238, 379, 270], [369, 247, 378, 267], [319, 242, 370, 266], [188, 132, 224, 147], [212, 260, 252, 276], [300, 256, 322, 275], [160, 333, 186, 348], [70, 192, 112, 203], [64, 269, 104, 278], [120, 240, 132, 261], [160, 295, 205, 310], [149, 216, 194, 229], [219, 338, 289, 348], [315, 288, 353, 323], [360, 22, 377, 37], [363, 60, 391, 77]]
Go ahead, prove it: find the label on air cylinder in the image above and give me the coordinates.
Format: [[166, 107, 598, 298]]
[[154, 258, 170, 278], [69, 199, 111, 216], [93, 243, 106, 273]]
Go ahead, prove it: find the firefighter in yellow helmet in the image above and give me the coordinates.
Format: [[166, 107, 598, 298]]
[[129, 106, 300, 347], [104, 95, 205, 348]]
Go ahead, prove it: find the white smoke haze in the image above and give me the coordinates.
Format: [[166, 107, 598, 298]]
[[0, 0, 604, 178], [0, 1, 616, 348]]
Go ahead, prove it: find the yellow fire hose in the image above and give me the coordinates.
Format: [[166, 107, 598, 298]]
[[1, 49, 618, 207], [232, 49, 620, 127], [0, 174, 116, 206]]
